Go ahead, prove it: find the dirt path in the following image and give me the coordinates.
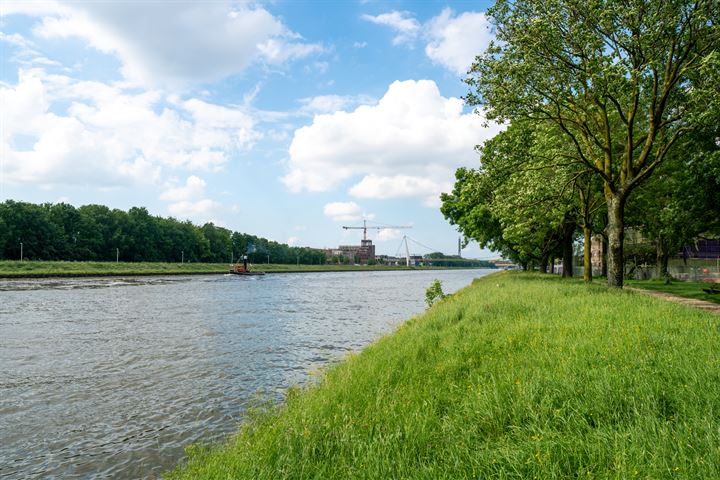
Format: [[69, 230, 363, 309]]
[[626, 288, 720, 315]]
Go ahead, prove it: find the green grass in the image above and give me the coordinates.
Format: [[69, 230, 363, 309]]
[[0, 260, 463, 277], [629, 279, 720, 305], [167, 272, 720, 479]]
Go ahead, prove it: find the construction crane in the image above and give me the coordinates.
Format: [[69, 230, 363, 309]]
[[342, 220, 411, 241]]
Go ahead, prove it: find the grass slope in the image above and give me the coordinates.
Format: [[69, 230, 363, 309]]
[[169, 272, 720, 479], [0, 261, 438, 278]]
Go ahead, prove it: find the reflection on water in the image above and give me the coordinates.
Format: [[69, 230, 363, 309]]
[[0, 269, 491, 478]]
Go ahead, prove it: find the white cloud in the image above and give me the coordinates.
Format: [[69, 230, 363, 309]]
[[160, 175, 207, 202], [283, 80, 501, 205], [353, 41, 368, 48], [298, 94, 375, 115], [363, 8, 493, 75], [15, 1, 321, 86], [287, 236, 300, 246], [361, 11, 420, 45], [323, 202, 365, 222], [257, 38, 324, 65], [168, 199, 220, 219], [375, 228, 404, 242], [349, 174, 450, 207], [1, 68, 260, 188], [0, 31, 32, 48], [161, 175, 220, 220], [425, 9, 492, 75], [1, 1, 66, 17]]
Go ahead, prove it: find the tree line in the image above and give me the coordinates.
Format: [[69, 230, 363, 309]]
[[421, 252, 496, 268], [0, 201, 327, 265], [442, 0, 719, 287]]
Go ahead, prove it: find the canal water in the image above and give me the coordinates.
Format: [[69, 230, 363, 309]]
[[0, 269, 491, 478]]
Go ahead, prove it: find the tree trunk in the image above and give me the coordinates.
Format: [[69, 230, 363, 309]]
[[601, 235, 608, 278], [539, 254, 549, 273], [606, 194, 626, 288], [656, 236, 670, 283], [583, 225, 593, 282], [562, 221, 575, 278]]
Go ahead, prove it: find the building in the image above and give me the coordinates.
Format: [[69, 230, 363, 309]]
[[325, 239, 376, 264]]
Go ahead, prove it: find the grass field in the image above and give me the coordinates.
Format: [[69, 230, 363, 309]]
[[0, 260, 448, 278], [629, 279, 720, 305], [168, 272, 720, 479]]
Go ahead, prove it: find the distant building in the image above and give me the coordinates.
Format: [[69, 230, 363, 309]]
[[325, 239, 376, 264], [376, 255, 403, 266]]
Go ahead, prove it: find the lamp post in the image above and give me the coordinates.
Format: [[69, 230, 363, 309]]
[[20, 241, 23, 262], [267, 253, 270, 264], [182, 250, 184, 264], [116, 248, 119, 263]]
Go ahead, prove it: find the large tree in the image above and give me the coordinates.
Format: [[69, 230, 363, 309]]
[[627, 124, 720, 279], [467, 0, 719, 287]]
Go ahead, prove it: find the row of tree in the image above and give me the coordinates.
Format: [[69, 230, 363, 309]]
[[422, 252, 496, 268], [0, 201, 327, 265], [442, 0, 719, 287]]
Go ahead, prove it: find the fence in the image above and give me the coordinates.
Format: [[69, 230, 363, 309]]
[[568, 258, 720, 282]]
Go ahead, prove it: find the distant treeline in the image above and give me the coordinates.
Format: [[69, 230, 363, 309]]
[[0, 200, 326, 264], [421, 252, 495, 268]]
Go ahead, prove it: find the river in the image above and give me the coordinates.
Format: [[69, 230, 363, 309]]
[[0, 269, 492, 478]]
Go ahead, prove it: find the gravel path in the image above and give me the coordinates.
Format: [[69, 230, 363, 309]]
[[626, 288, 720, 315]]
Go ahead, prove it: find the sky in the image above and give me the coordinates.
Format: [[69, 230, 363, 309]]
[[0, 0, 502, 259]]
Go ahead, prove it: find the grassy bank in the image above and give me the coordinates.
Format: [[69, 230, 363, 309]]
[[0, 260, 450, 278], [168, 272, 720, 479], [629, 279, 720, 305]]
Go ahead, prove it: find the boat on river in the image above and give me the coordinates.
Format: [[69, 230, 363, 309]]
[[229, 267, 265, 276], [230, 256, 265, 276]]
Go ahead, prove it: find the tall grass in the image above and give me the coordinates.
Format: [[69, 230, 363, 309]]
[[168, 272, 720, 479]]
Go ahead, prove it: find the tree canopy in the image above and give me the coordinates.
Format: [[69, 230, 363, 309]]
[[0, 200, 327, 265], [462, 0, 719, 287]]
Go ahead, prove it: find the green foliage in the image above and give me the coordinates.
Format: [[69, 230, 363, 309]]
[[0, 200, 327, 265], [424, 279, 446, 307], [464, 0, 720, 287], [167, 272, 720, 478]]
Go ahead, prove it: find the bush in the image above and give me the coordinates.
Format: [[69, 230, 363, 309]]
[[425, 279, 445, 307]]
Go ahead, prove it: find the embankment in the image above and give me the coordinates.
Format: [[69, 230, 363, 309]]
[[169, 272, 720, 478], [0, 261, 450, 278]]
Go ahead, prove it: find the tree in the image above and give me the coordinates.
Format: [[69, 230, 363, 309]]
[[441, 167, 529, 267], [627, 124, 720, 279], [442, 120, 604, 278], [467, 0, 719, 287]]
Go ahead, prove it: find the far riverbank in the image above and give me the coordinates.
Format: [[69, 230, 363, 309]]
[[0, 260, 491, 279]]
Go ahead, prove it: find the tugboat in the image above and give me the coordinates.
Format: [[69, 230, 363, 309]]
[[230, 254, 265, 276]]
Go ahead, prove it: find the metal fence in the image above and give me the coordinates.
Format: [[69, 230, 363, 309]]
[[569, 259, 720, 282]]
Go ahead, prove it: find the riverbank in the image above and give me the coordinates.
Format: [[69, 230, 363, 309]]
[[0, 260, 467, 278], [168, 272, 720, 478]]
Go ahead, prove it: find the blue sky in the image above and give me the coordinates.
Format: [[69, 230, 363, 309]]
[[1, 0, 501, 258]]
